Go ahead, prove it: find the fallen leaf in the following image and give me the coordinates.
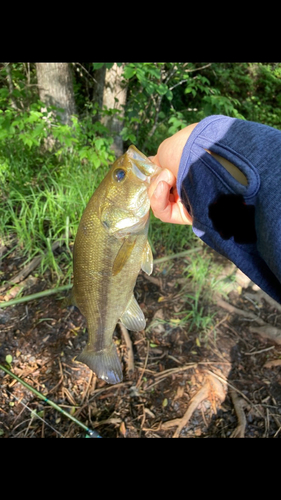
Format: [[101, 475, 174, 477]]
[[264, 359, 281, 369]]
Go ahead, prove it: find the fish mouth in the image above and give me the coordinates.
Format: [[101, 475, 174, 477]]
[[127, 145, 160, 182]]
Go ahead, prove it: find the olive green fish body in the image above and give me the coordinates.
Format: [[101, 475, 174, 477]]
[[71, 146, 159, 384]]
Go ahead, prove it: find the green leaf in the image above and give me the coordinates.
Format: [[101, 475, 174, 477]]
[[95, 138, 104, 150], [162, 398, 168, 408], [5, 354, 12, 364], [93, 63, 104, 70], [123, 65, 136, 80]]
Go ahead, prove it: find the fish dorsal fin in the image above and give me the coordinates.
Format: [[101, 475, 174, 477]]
[[141, 240, 153, 275], [120, 294, 146, 331], [112, 236, 137, 276]]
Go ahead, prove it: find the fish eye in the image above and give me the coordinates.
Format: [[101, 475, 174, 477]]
[[113, 168, 126, 182]]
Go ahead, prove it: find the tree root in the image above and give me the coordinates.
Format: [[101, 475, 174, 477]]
[[230, 387, 247, 438], [119, 324, 135, 376], [0, 240, 61, 294], [217, 297, 281, 344], [216, 298, 265, 325], [248, 325, 281, 345], [160, 372, 226, 438]]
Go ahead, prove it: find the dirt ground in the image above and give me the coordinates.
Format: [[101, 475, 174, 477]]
[[1, 242, 281, 438]]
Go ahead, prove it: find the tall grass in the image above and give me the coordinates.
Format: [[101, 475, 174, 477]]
[[0, 153, 109, 280]]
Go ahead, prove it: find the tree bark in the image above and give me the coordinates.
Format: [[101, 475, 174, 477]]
[[36, 63, 76, 125], [102, 63, 127, 156], [92, 66, 106, 119]]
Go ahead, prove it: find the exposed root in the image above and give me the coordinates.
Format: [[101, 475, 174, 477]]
[[171, 373, 226, 438], [216, 298, 265, 325], [249, 325, 281, 345], [0, 240, 61, 293], [119, 324, 135, 376], [230, 387, 247, 438]]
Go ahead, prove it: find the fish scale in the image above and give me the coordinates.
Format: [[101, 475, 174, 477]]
[[68, 146, 160, 384]]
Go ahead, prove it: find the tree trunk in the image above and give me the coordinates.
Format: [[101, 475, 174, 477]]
[[102, 63, 127, 156], [92, 66, 106, 120], [36, 63, 76, 125]]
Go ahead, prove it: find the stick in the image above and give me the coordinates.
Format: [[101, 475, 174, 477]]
[[153, 247, 201, 264], [0, 363, 101, 438], [119, 323, 135, 375], [216, 298, 265, 325], [249, 325, 281, 345], [230, 387, 247, 438], [0, 285, 72, 309], [0, 240, 61, 293]]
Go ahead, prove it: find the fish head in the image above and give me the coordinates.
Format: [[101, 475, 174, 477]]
[[100, 146, 160, 237]]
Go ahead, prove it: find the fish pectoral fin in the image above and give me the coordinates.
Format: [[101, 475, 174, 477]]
[[120, 295, 146, 331], [112, 236, 137, 276], [141, 240, 153, 275], [76, 343, 123, 385]]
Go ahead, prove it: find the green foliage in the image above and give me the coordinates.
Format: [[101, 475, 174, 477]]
[[0, 65, 115, 276], [1, 61, 281, 283]]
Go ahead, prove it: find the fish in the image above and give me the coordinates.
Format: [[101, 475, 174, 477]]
[[68, 145, 160, 385]]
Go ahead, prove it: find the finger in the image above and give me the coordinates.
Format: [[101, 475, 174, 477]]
[[148, 168, 176, 198], [150, 180, 192, 225]]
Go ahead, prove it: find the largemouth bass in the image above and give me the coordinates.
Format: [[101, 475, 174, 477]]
[[69, 145, 159, 385]]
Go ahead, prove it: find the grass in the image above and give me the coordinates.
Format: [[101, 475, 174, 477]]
[[0, 154, 108, 280], [148, 212, 197, 256], [149, 247, 237, 345]]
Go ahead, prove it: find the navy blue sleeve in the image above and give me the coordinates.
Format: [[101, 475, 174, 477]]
[[177, 115, 281, 303]]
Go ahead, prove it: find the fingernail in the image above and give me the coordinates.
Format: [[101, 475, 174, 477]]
[[155, 169, 171, 184], [153, 181, 164, 199]]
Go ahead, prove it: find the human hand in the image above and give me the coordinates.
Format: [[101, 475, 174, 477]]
[[148, 163, 192, 224], [148, 123, 197, 225]]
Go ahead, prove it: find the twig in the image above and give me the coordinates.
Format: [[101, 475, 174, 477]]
[[119, 323, 134, 376], [246, 290, 281, 314], [145, 364, 196, 390], [248, 325, 281, 345], [230, 387, 247, 438], [142, 274, 162, 288], [0, 363, 101, 437], [153, 247, 202, 264], [0, 240, 61, 293], [0, 285, 72, 309], [136, 340, 150, 388], [216, 298, 265, 325]]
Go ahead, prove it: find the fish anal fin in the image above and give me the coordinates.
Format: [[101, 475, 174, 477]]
[[141, 240, 153, 275], [112, 236, 137, 276], [120, 295, 146, 331], [76, 343, 123, 385]]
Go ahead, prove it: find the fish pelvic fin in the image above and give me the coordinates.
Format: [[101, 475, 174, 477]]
[[76, 343, 123, 385], [141, 240, 153, 275]]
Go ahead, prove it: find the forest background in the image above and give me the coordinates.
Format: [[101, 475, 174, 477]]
[[1, 62, 281, 284]]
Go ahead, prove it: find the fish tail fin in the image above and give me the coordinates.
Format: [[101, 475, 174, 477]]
[[76, 343, 123, 385]]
